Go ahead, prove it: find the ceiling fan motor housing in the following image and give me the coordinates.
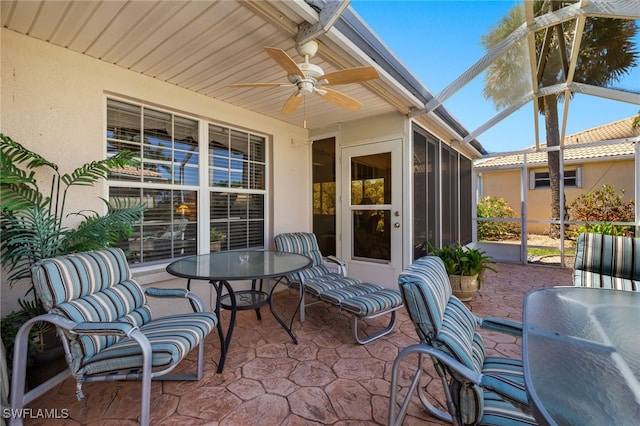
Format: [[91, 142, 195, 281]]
[[288, 62, 325, 94]]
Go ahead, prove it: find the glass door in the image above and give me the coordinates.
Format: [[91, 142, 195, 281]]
[[341, 140, 402, 287]]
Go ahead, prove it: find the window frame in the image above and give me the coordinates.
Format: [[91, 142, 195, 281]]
[[529, 167, 582, 190], [106, 96, 270, 266]]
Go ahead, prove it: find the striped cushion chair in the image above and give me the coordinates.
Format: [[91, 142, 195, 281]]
[[389, 256, 535, 426], [274, 232, 365, 318], [275, 232, 403, 343], [574, 232, 640, 291], [10, 248, 219, 426]]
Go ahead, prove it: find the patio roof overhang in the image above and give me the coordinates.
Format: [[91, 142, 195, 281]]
[[0, 0, 485, 157], [2, 1, 637, 159]]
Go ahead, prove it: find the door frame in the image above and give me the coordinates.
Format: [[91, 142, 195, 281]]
[[340, 139, 404, 288]]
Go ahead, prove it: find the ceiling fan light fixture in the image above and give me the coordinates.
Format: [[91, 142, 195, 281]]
[[229, 42, 379, 115], [299, 80, 315, 95]]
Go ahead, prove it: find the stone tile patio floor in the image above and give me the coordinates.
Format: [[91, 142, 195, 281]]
[[25, 262, 572, 425]]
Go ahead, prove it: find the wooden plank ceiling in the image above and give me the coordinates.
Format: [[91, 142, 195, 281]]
[[1, 0, 398, 130]]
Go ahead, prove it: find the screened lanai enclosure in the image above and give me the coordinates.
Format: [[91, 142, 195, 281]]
[[404, 0, 640, 267]]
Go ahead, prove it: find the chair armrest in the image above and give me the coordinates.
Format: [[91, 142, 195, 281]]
[[396, 343, 482, 385], [144, 287, 206, 312], [145, 287, 189, 298], [323, 255, 347, 275], [476, 316, 523, 336], [394, 344, 530, 413], [70, 321, 135, 337]]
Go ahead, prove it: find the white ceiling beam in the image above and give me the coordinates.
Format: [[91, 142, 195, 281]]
[[296, 0, 351, 45], [462, 79, 640, 146], [462, 94, 534, 145], [559, 0, 589, 148], [570, 83, 640, 105], [272, 0, 319, 26], [524, 1, 541, 150], [462, 83, 572, 144]]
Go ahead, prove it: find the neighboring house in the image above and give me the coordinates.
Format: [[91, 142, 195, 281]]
[[1, 1, 482, 313], [475, 116, 639, 235]]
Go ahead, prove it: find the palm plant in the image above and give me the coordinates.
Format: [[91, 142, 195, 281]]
[[0, 133, 144, 296], [482, 0, 638, 238]]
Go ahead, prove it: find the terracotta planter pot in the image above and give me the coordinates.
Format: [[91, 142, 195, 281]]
[[448, 274, 478, 302]]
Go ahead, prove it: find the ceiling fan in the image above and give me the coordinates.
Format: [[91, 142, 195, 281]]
[[229, 41, 379, 115]]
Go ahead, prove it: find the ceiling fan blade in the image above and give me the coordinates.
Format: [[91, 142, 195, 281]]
[[315, 87, 362, 111], [318, 67, 379, 85], [228, 82, 291, 88], [281, 91, 304, 115], [264, 47, 305, 77]]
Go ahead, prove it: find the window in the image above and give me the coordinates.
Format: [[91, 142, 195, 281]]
[[441, 144, 459, 246], [412, 124, 473, 259], [107, 98, 267, 265], [529, 167, 582, 190], [208, 125, 265, 252], [312, 137, 337, 256], [413, 127, 438, 259]]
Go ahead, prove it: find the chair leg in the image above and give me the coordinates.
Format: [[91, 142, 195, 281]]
[[9, 321, 30, 426], [389, 344, 424, 426], [419, 354, 454, 423], [9, 317, 69, 426], [388, 346, 455, 426], [299, 286, 306, 323], [351, 307, 401, 344], [196, 338, 205, 380], [129, 330, 152, 426]]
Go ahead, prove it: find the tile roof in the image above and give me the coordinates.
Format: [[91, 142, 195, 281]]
[[476, 116, 639, 169], [110, 165, 164, 178]]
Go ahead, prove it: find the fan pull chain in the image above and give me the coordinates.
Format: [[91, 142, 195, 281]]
[[303, 96, 307, 129]]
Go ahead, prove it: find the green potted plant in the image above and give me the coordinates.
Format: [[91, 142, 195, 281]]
[[210, 228, 226, 252], [0, 134, 144, 385], [426, 241, 497, 301]]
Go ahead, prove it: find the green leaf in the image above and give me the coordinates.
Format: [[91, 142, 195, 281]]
[[0, 206, 70, 285], [65, 198, 143, 252], [61, 151, 139, 188], [0, 182, 48, 211], [0, 134, 58, 171]]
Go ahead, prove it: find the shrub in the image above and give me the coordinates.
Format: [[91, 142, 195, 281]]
[[568, 184, 635, 237], [476, 196, 520, 241]]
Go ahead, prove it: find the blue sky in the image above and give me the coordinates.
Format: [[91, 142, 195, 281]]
[[351, 0, 640, 153]]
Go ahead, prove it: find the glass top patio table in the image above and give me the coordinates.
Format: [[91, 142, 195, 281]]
[[166, 250, 311, 281], [166, 250, 312, 373], [523, 286, 640, 426]]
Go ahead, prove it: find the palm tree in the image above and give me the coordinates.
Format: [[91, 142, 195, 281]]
[[633, 110, 640, 131], [482, 0, 638, 237]]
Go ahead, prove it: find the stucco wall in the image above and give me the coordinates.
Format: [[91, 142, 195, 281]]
[[480, 159, 636, 235], [1, 29, 311, 315]]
